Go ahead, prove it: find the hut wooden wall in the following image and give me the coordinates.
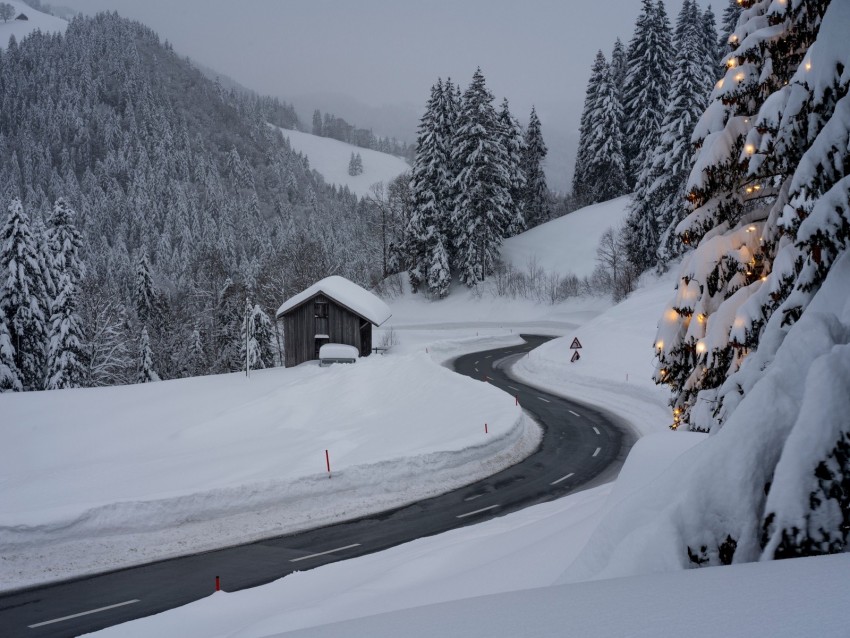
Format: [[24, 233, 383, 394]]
[[282, 293, 373, 367]]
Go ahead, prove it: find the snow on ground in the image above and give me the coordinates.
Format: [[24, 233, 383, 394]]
[[501, 196, 630, 278], [90, 427, 706, 638], [0, 0, 66, 47], [275, 127, 410, 198], [0, 353, 538, 591]]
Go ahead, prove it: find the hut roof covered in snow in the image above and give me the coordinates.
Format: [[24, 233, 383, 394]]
[[275, 275, 391, 326]]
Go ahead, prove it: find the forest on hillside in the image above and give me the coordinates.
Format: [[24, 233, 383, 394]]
[[0, 13, 406, 390]]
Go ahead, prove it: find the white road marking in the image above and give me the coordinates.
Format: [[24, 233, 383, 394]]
[[508, 385, 519, 391], [28, 600, 140, 628], [474, 367, 479, 372], [538, 396, 550, 403], [474, 360, 479, 365], [485, 355, 492, 359], [550, 472, 575, 485], [456, 504, 499, 519], [593, 447, 601, 457], [569, 410, 581, 417], [593, 426, 600, 435], [464, 494, 484, 502], [290, 543, 361, 563]]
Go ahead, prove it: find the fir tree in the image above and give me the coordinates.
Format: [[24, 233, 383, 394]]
[[240, 300, 275, 371], [451, 68, 513, 286], [312, 109, 323, 136], [625, 0, 710, 273], [0, 199, 48, 390], [654, 0, 836, 431], [134, 250, 156, 324], [187, 325, 205, 377], [622, 0, 674, 186], [700, 4, 721, 83], [137, 325, 159, 383], [0, 313, 22, 391], [573, 51, 608, 203], [407, 79, 453, 295], [717, 0, 743, 60], [45, 273, 87, 390], [497, 98, 527, 236], [582, 51, 627, 204], [522, 106, 549, 228]]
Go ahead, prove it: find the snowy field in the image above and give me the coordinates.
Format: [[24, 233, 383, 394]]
[[0, 353, 537, 591], [275, 127, 410, 198], [0, 1, 66, 48]]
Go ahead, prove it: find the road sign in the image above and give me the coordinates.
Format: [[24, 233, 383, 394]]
[[571, 351, 581, 363], [570, 337, 583, 350]]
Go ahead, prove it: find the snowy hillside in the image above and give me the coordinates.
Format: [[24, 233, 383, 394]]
[[0, 352, 535, 590], [0, 0, 66, 46], [275, 127, 410, 197], [501, 196, 630, 278]]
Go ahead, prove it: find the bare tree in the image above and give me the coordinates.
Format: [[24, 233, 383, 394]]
[[0, 4, 15, 22]]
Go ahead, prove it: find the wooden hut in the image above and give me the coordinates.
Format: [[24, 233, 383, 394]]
[[276, 276, 392, 368]]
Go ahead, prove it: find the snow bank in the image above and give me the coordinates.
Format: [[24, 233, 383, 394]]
[[558, 251, 850, 582], [275, 127, 410, 198], [0, 352, 536, 591], [501, 196, 631, 278], [0, 0, 66, 48], [511, 269, 677, 435]]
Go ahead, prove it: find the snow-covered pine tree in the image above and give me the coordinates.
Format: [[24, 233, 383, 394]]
[[451, 68, 513, 286], [622, 0, 674, 186], [582, 51, 627, 204], [0, 199, 48, 391], [45, 273, 87, 390], [187, 325, 205, 377], [134, 250, 156, 324], [312, 109, 323, 136], [717, 0, 743, 62], [700, 4, 721, 82], [137, 325, 159, 383], [626, 0, 712, 274], [654, 0, 836, 432], [240, 300, 275, 371], [46, 198, 84, 287], [348, 152, 358, 176], [522, 106, 549, 228], [610, 37, 629, 155], [407, 79, 453, 296], [497, 98, 527, 237], [0, 312, 22, 391], [573, 51, 608, 204]]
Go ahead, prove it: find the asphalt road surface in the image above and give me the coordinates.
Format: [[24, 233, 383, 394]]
[[0, 334, 636, 637]]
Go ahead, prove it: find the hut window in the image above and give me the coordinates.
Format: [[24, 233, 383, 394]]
[[315, 300, 329, 335]]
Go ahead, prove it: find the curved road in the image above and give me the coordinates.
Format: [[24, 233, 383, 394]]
[[0, 335, 635, 637]]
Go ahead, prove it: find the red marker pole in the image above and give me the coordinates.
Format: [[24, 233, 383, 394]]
[[515, 395, 518, 406], [215, 576, 220, 592], [485, 423, 488, 434], [325, 449, 331, 477]]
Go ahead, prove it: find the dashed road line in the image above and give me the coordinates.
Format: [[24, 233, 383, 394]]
[[28, 600, 140, 628], [508, 385, 519, 391], [464, 494, 484, 502], [538, 396, 550, 403], [569, 410, 581, 417], [550, 472, 575, 486], [593, 426, 600, 435], [592, 447, 601, 457], [290, 543, 361, 563], [474, 367, 479, 372], [456, 504, 499, 519]]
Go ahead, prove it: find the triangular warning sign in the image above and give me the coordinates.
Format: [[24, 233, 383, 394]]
[[570, 337, 583, 349], [571, 350, 581, 363]]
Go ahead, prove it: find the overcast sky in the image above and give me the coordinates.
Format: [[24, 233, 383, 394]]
[[60, 0, 692, 189]]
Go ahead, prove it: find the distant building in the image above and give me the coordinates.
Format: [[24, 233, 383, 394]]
[[16, 13, 28, 20], [276, 276, 392, 368]]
